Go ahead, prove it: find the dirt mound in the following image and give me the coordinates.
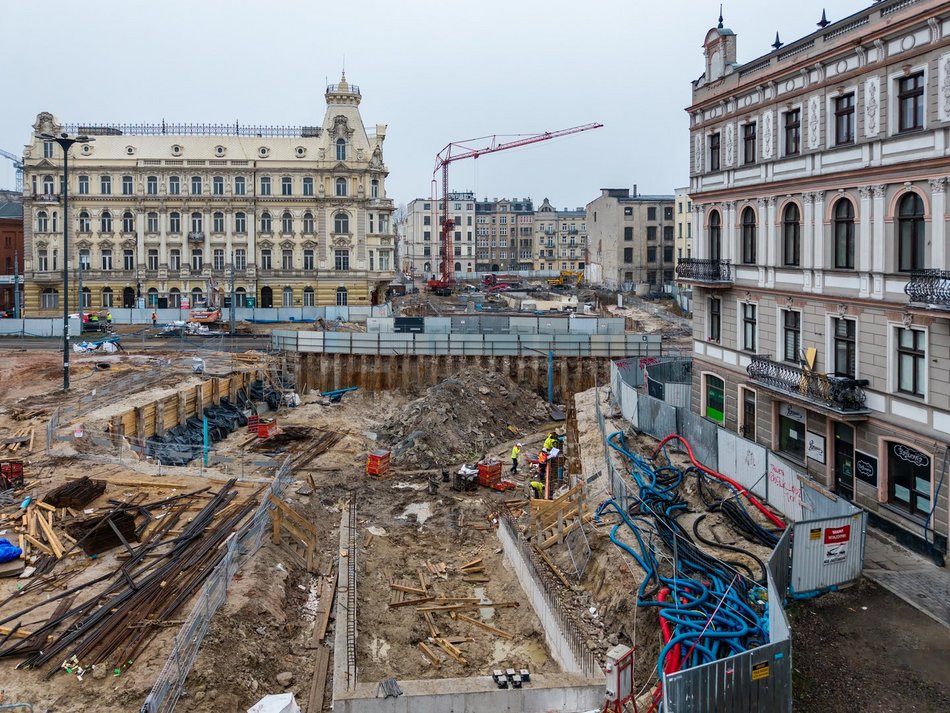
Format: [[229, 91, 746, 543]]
[[379, 371, 550, 470]]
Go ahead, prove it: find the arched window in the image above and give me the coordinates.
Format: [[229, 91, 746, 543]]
[[42, 175, 55, 194], [336, 286, 348, 306], [336, 138, 346, 161], [147, 287, 159, 307], [455, 262, 462, 272], [101, 211, 113, 233], [282, 286, 294, 307], [335, 177, 347, 197], [898, 192, 925, 272], [235, 287, 247, 307], [191, 212, 203, 234], [741, 207, 756, 264], [190, 287, 203, 305], [708, 210, 721, 261], [235, 212, 246, 233], [260, 212, 272, 233], [423, 262, 431, 273], [80, 287, 91, 308], [281, 211, 293, 234], [41, 288, 59, 309], [147, 211, 159, 233], [168, 287, 181, 308], [191, 248, 203, 271], [782, 203, 800, 267], [101, 287, 113, 307], [303, 286, 314, 306], [37, 210, 48, 233], [833, 199, 855, 270], [334, 212, 349, 234], [213, 211, 224, 233], [78, 211, 90, 233], [303, 212, 314, 233], [122, 211, 134, 233]]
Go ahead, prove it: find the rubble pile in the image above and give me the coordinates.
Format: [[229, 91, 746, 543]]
[[379, 371, 550, 469]]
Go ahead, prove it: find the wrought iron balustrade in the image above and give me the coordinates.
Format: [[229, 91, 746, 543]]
[[674, 258, 732, 284], [904, 270, 950, 308], [747, 355, 868, 413]]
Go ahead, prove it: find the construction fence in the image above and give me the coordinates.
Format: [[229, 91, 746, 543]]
[[596, 360, 868, 712], [366, 315, 625, 335], [272, 329, 662, 358], [139, 456, 294, 713]]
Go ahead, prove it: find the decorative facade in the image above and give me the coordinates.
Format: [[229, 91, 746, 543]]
[[474, 197, 534, 272], [400, 192, 476, 281], [682, 0, 950, 552], [532, 198, 588, 272], [585, 188, 675, 291], [21, 75, 395, 312]]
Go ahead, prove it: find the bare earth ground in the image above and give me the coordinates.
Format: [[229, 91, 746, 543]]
[[791, 578, 950, 713]]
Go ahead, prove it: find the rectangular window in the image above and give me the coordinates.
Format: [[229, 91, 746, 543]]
[[647, 246, 657, 263], [623, 247, 633, 263], [213, 213, 224, 232], [147, 213, 158, 233], [743, 122, 757, 163], [101, 249, 112, 271], [624, 207, 633, 217], [303, 249, 314, 270], [887, 442, 932, 517], [663, 246, 674, 262], [260, 249, 272, 270], [235, 213, 246, 233], [778, 410, 806, 462], [783, 310, 801, 363], [190, 249, 202, 271], [897, 72, 925, 133], [708, 132, 721, 171], [213, 176, 224, 195], [78, 175, 89, 195], [234, 176, 246, 195], [78, 249, 90, 271], [303, 177, 314, 196], [123, 249, 134, 270], [834, 93, 855, 145], [281, 177, 292, 196], [784, 109, 801, 156], [896, 327, 925, 397], [664, 206, 674, 221], [705, 374, 725, 424], [213, 249, 225, 270], [122, 175, 133, 195], [170, 249, 181, 271], [282, 249, 293, 269], [647, 207, 657, 221], [38, 250, 48, 271], [647, 226, 657, 240], [833, 318, 856, 378], [147, 249, 159, 270], [664, 225, 674, 241], [100, 175, 112, 194], [191, 176, 202, 195], [335, 249, 350, 271], [169, 176, 180, 195], [234, 249, 246, 270], [742, 303, 757, 351], [708, 297, 721, 341], [147, 176, 158, 195], [260, 176, 271, 196]]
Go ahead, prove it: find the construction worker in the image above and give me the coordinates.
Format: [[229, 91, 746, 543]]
[[529, 480, 545, 500], [543, 432, 558, 452], [510, 443, 522, 475], [106, 311, 113, 327], [151, 311, 157, 326]]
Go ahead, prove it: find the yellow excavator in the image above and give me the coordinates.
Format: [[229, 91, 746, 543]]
[[188, 277, 223, 324], [546, 270, 584, 288]]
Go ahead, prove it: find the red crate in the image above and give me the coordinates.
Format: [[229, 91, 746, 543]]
[[257, 422, 278, 439], [247, 415, 261, 432], [477, 461, 503, 488], [367, 450, 391, 476], [0, 460, 24, 490]]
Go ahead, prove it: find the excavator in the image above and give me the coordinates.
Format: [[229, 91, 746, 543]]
[[546, 270, 584, 288], [187, 277, 223, 324]]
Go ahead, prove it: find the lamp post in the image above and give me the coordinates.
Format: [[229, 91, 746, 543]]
[[38, 132, 93, 391]]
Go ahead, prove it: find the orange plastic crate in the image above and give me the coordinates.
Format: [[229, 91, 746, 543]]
[[367, 450, 391, 476], [477, 461, 502, 488]]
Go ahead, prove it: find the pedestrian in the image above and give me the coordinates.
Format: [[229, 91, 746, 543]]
[[151, 311, 157, 326], [510, 442, 522, 475]]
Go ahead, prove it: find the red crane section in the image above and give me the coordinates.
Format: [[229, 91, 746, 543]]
[[428, 122, 603, 293]]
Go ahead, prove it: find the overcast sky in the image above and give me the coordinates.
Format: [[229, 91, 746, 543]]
[[1, 0, 867, 207]]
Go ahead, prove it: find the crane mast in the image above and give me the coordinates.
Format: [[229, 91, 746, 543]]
[[0, 149, 24, 192], [429, 122, 603, 292]]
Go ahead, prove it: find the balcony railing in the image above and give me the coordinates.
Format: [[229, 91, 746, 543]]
[[675, 258, 732, 284], [747, 355, 869, 414], [904, 270, 950, 309], [33, 193, 59, 203]]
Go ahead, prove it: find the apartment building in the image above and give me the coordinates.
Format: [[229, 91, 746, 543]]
[[0, 192, 24, 312], [474, 197, 534, 272], [21, 74, 395, 312], [680, 0, 950, 550], [532, 198, 588, 272], [674, 187, 693, 267], [585, 188, 675, 291], [400, 192, 475, 280]]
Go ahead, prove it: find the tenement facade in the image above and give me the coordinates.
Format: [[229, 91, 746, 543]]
[[674, 187, 693, 267], [532, 198, 588, 272], [474, 197, 534, 272], [681, 0, 950, 550], [21, 75, 394, 312], [585, 188, 675, 291], [400, 192, 476, 281]]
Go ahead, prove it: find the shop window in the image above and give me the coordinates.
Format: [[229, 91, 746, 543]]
[[704, 374, 725, 424], [778, 404, 806, 462], [887, 442, 931, 517]]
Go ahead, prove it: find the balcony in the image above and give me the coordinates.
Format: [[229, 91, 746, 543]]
[[904, 270, 950, 311], [187, 231, 205, 243], [33, 193, 59, 204], [747, 355, 870, 418], [675, 258, 732, 287]]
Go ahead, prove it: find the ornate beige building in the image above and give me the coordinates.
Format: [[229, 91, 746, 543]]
[[532, 198, 588, 272], [21, 75, 394, 313]]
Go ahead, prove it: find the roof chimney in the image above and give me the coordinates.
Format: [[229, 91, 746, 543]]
[[632, 184, 638, 198]]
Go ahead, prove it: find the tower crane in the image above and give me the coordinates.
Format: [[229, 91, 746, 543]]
[[0, 149, 24, 192], [428, 122, 603, 294]]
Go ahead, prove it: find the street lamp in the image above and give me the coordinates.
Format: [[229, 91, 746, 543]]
[[37, 131, 94, 391]]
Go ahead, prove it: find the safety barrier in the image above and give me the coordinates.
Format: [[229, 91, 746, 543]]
[[366, 315, 625, 335], [140, 456, 294, 713]]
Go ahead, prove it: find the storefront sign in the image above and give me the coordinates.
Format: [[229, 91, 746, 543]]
[[823, 524, 851, 564], [854, 451, 878, 487], [891, 443, 929, 468], [779, 403, 806, 423], [806, 432, 826, 464]]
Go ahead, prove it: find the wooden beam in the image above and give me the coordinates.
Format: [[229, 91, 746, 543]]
[[418, 641, 441, 667], [455, 612, 514, 641], [306, 645, 330, 713]]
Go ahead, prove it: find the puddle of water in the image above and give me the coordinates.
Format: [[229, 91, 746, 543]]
[[491, 638, 549, 667], [369, 637, 391, 662], [399, 502, 433, 524], [367, 526, 387, 536], [474, 586, 495, 620]]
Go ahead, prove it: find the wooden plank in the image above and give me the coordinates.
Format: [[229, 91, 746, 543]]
[[418, 642, 441, 667], [0, 625, 34, 639], [455, 612, 514, 640], [314, 576, 336, 644], [23, 534, 52, 556], [306, 645, 330, 713], [34, 512, 63, 559], [390, 584, 426, 595], [459, 557, 482, 570], [433, 637, 467, 665], [389, 596, 434, 609], [534, 546, 573, 588]]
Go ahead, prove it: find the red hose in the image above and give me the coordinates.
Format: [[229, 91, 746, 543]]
[[651, 433, 786, 531], [656, 588, 681, 674]]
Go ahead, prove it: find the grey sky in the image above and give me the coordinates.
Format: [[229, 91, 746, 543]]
[[1, 0, 867, 207]]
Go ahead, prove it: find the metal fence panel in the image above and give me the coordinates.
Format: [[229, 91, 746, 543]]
[[568, 318, 598, 335], [638, 394, 677, 442], [366, 317, 393, 333], [538, 317, 570, 334], [790, 511, 866, 597], [766, 454, 806, 522], [717, 430, 770, 500], [597, 318, 625, 335], [350, 334, 380, 354], [613, 356, 643, 387], [618, 382, 638, 426], [424, 317, 452, 333], [801, 481, 860, 520], [677, 409, 719, 471], [451, 316, 481, 333], [479, 315, 510, 334], [509, 316, 538, 334], [322, 333, 353, 354]]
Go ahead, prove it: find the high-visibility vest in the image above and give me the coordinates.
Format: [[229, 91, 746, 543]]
[[511, 445, 521, 460]]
